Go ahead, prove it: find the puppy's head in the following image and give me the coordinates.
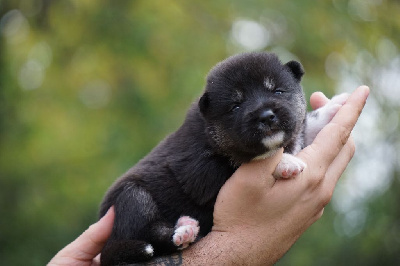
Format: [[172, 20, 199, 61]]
[[199, 52, 306, 163]]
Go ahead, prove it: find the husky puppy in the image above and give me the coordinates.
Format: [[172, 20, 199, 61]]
[[99, 52, 347, 265]]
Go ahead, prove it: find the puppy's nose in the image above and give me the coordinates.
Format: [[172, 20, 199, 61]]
[[259, 109, 277, 126]]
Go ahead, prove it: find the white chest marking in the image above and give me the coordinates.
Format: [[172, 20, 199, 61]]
[[262, 131, 284, 149], [253, 131, 285, 160]]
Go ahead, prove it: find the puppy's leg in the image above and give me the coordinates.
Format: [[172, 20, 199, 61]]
[[273, 153, 307, 179], [173, 216, 200, 249], [101, 185, 162, 265], [145, 216, 199, 253], [305, 93, 349, 146], [101, 240, 154, 266]]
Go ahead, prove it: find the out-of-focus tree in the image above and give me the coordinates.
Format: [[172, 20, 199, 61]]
[[0, 0, 399, 265]]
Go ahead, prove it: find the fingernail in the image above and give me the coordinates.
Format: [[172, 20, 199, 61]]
[[104, 206, 115, 217], [359, 85, 370, 98]]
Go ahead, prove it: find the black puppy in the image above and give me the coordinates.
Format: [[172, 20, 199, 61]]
[[99, 52, 347, 265]]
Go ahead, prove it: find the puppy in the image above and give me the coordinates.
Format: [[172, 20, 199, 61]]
[[99, 52, 347, 265]]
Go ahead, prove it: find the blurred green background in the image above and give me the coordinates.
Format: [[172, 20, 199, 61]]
[[1, 0, 399, 265]]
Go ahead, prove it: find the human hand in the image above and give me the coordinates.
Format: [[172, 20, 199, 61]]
[[184, 86, 369, 265], [48, 206, 115, 266]]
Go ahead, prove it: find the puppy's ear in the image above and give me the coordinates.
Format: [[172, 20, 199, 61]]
[[285, 60, 304, 82], [199, 92, 210, 115]]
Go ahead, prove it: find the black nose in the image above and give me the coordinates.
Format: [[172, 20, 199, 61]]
[[259, 109, 277, 126]]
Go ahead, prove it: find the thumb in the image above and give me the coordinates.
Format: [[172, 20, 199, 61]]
[[74, 206, 115, 257], [310, 92, 329, 110], [213, 149, 284, 231], [48, 206, 115, 265]]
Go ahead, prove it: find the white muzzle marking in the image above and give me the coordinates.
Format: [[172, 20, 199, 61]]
[[253, 131, 285, 160]]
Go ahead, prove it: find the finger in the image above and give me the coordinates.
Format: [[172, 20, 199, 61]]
[[298, 86, 369, 175], [322, 136, 355, 194], [74, 206, 115, 258], [310, 92, 329, 110], [92, 254, 101, 266], [51, 206, 115, 263], [231, 148, 284, 189], [311, 138, 356, 210]]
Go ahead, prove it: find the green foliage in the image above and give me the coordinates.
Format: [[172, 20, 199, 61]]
[[1, 1, 399, 265]]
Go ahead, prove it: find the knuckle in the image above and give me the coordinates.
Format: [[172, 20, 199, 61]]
[[308, 175, 322, 189], [334, 122, 352, 147], [306, 167, 325, 189], [318, 187, 334, 208], [316, 208, 325, 219], [347, 137, 356, 158], [311, 208, 325, 224]]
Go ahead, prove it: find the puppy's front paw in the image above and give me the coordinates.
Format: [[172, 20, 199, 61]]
[[274, 154, 306, 179], [319, 93, 349, 121], [305, 93, 349, 146], [172, 216, 199, 250]]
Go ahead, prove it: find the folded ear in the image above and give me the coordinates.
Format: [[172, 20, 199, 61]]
[[199, 92, 210, 115], [284, 60, 304, 82]]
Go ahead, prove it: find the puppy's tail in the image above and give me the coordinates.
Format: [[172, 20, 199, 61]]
[[100, 239, 154, 266]]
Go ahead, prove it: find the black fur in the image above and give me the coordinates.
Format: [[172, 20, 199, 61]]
[[99, 52, 307, 265]]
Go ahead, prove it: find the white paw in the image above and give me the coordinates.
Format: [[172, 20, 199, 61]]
[[144, 244, 154, 256], [318, 93, 349, 121], [172, 216, 199, 249], [274, 154, 306, 179], [305, 93, 349, 146], [331, 93, 349, 105]]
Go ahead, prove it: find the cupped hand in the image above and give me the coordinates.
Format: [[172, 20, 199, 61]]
[[207, 86, 369, 265]]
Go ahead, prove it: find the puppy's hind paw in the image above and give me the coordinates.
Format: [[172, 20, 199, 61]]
[[144, 244, 154, 257], [274, 153, 306, 179], [176, 216, 199, 228], [173, 216, 200, 250]]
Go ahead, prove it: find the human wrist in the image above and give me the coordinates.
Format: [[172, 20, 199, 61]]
[[182, 228, 282, 266]]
